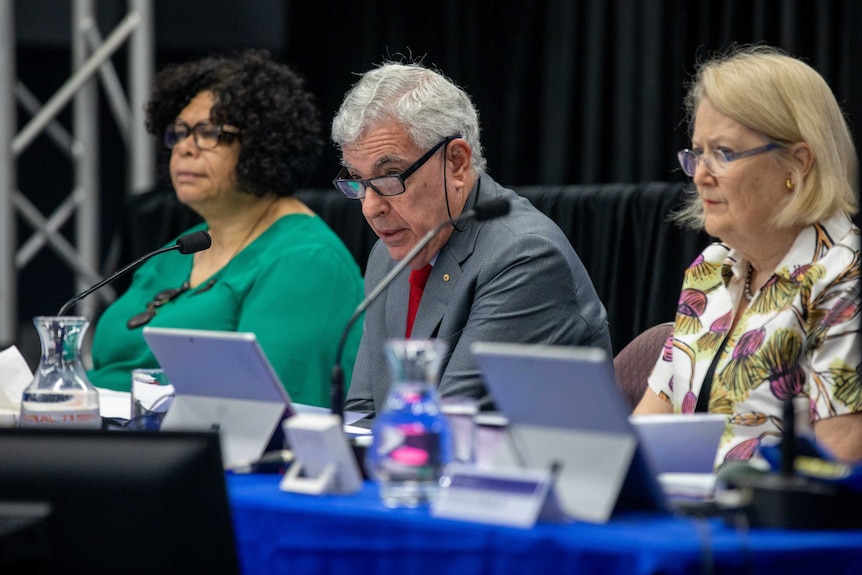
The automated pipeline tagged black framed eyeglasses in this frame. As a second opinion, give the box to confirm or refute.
[333,134,462,200]
[677,142,779,177]
[164,121,241,150]
[126,282,190,329]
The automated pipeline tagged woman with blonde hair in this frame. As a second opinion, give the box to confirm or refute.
[635,46,861,467]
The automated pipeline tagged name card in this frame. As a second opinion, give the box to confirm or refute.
[431,463,554,528]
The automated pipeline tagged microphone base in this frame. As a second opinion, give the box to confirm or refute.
[732,473,862,530]
[348,435,372,480]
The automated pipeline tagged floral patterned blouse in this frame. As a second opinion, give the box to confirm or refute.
[647,211,861,467]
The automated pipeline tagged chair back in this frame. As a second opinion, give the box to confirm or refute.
[613,322,673,410]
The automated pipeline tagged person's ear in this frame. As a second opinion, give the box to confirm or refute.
[446,138,472,186]
[790,142,814,179]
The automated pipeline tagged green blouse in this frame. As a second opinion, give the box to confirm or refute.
[88,213,364,407]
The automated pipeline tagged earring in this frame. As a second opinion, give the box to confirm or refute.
[785,178,795,191]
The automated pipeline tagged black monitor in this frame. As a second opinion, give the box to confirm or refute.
[0,428,239,575]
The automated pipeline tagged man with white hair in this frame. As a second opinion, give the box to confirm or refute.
[331,61,611,421]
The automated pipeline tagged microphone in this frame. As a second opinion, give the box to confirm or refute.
[780,395,796,477]
[57,230,212,316]
[331,198,511,420]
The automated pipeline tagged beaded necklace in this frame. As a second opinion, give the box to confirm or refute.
[743,264,755,302]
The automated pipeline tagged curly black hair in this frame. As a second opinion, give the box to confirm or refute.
[145,49,322,197]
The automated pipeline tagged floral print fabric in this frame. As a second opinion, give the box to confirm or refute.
[647,211,861,466]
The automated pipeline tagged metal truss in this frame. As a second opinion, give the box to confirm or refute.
[0,0,154,344]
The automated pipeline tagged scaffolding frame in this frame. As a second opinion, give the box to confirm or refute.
[0,0,154,344]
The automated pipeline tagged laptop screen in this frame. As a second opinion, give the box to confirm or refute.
[471,341,667,522]
[142,327,290,403]
[142,327,292,468]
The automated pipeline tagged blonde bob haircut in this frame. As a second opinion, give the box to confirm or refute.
[676,45,858,230]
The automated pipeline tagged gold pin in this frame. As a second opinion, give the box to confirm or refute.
[443,273,451,282]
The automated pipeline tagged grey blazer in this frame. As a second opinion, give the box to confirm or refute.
[345,173,612,419]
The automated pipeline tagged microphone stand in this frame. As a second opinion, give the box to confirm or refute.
[57,231,211,316]
[58,245,181,316]
[729,397,862,529]
[331,224,451,420]
[330,204,494,421]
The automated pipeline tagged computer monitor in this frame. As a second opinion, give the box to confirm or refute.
[0,428,239,575]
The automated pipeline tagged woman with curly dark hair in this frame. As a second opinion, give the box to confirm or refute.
[88,50,363,408]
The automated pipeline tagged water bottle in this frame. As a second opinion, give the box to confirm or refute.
[19,316,100,428]
[367,338,452,508]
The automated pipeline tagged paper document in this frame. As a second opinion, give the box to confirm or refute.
[97,388,132,420]
[292,402,368,426]
[658,472,716,499]
[0,346,35,426]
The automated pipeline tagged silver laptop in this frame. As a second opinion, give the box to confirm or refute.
[629,413,727,474]
[471,341,667,523]
[143,327,291,469]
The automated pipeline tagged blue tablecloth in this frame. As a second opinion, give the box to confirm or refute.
[227,474,862,575]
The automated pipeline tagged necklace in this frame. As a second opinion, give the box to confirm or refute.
[226,198,277,261]
[744,264,755,302]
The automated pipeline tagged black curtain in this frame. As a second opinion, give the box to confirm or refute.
[121,0,862,345]
[123,183,708,354]
[14,0,862,354]
[283,0,862,201]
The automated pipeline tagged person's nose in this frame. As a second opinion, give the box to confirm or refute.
[173,132,199,157]
[692,158,715,186]
[360,186,389,219]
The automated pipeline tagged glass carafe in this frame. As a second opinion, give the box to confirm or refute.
[19,316,100,428]
[367,338,452,508]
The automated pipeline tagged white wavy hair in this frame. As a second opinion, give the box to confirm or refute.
[331,62,486,173]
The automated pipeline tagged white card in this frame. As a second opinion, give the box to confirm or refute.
[431,463,554,528]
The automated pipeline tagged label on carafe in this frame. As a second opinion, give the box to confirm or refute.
[19,408,100,428]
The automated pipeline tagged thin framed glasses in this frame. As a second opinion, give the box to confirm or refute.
[677,142,779,177]
[126,282,190,329]
[164,121,241,150]
[333,134,462,200]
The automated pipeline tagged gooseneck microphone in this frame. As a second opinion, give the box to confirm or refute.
[331,198,511,420]
[57,230,212,316]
